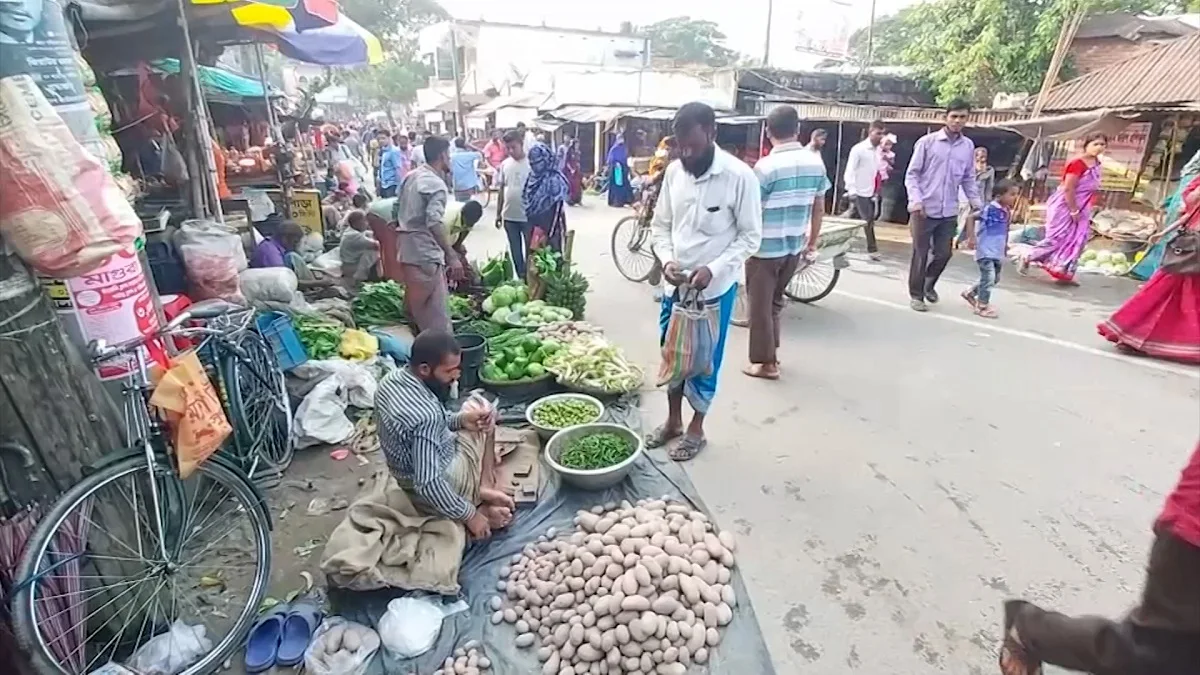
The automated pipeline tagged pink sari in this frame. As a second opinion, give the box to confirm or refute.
[1025,160,1101,281]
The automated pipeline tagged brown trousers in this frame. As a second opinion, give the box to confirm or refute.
[745,254,801,365]
[399,262,451,335]
[1012,528,1200,675]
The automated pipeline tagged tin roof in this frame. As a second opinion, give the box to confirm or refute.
[1043,33,1200,111]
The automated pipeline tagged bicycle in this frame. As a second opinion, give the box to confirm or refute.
[11,299,273,675]
[611,202,661,284]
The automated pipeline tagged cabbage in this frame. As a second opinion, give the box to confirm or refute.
[481,297,496,314]
[1082,259,1100,269]
[1110,251,1127,265]
[1080,249,1097,262]
[490,286,516,308]
[1113,262,1130,275]
[1099,262,1116,273]
[1096,249,1113,264]
[491,308,511,324]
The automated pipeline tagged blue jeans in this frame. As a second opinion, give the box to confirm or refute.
[969,258,1002,305]
[504,220,533,278]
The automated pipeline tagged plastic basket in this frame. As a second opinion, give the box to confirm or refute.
[255,312,308,371]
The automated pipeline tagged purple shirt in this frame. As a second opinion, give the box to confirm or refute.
[904,129,981,219]
[250,237,286,268]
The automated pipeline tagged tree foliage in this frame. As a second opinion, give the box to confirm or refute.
[336,0,444,111]
[848,0,1192,104]
[641,16,738,67]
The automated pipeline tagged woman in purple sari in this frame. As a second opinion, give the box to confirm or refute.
[1020,133,1107,282]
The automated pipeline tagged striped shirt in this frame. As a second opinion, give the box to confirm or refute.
[753,142,832,258]
[375,368,474,521]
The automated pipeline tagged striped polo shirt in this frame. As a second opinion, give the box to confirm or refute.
[753,142,832,258]
[375,368,474,521]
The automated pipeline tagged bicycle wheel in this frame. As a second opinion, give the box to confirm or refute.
[226,331,293,471]
[13,455,271,675]
[784,260,840,303]
[611,216,658,283]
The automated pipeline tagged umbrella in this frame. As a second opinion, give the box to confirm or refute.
[196,0,338,31]
[262,12,384,66]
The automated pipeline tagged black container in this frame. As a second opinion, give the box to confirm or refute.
[455,333,487,391]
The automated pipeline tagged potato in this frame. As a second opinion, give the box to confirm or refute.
[593,518,614,535]
[341,628,361,652]
[693,646,709,664]
[657,660,685,674]
[717,602,733,626]
[542,651,561,674]
[477,656,491,669]
[621,595,651,612]
[597,615,616,631]
[516,632,536,648]
[323,624,346,654]
[491,611,504,625]
[705,627,721,647]
[569,623,585,647]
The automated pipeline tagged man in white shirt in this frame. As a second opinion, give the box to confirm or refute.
[517,122,538,155]
[649,102,763,462]
[494,129,533,278]
[843,119,887,259]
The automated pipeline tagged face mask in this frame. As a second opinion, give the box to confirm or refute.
[681,144,716,178]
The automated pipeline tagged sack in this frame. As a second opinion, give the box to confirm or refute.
[160,132,189,185]
[240,267,299,305]
[149,351,232,478]
[377,596,465,658]
[656,289,717,387]
[175,219,247,301]
[0,76,143,278]
[125,620,212,675]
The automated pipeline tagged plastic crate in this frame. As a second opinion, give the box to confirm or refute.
[255,312,308,371]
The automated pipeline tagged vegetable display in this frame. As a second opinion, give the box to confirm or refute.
[536,321,604,344]
[544,336,644,394]
[352,281,406,326]
[448,295,474,320]
[478,253,514,288]
[292,314,344,360]
[1080,248,1131,276]
[481,282,529,320]
[503,300,575,327]
[557,431,633,470]
[544,269,589,320]
[458,318,504,338]
[481,329,561,383]
[530,398,601,429]
[490,498,738,674]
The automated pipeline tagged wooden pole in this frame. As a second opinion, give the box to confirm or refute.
[449,21,466,138]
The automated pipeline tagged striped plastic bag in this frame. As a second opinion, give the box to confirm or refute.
[657,288,717,388]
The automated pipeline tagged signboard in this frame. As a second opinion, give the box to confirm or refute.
[66,249,164,380]
[266,189,323,235]
[1046,122,1151,193]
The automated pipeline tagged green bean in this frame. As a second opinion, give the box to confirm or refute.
[531,399,600,428]
[558,432,633,470]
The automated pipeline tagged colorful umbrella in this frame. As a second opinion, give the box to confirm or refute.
[264,12,384,66]
[199,0,339,32]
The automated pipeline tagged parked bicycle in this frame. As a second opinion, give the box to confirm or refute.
[11,299,274,675]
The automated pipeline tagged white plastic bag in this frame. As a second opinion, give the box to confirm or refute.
[304,617,380,675]
[310,249,345,278]
[293,376,353,449]
[125,620,212,675]
[290,358,378,408]
[377,596,451,659]
[176,219,247,301]
[240,267,299,305]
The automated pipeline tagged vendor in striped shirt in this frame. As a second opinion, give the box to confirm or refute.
[375,331,514,540]
[743,105,831,380]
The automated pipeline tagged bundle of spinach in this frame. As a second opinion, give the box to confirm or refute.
[353,281,407,326]
[447,295,474,320]
[292,314,344,360]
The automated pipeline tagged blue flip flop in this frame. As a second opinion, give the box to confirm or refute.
[276,599,324,667]
[244,604,288,673]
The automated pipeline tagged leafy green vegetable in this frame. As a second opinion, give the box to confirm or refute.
[458,318,503,338]
[292,314,344,360]
[352,281,406,326]
[447,295,474,319]
[558,432,634,470]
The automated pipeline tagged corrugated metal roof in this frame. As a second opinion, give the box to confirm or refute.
[763,101,1025,127]
[1043,33,1200,111]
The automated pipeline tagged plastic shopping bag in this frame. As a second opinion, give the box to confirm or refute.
[149,350,232,478]
[175,218,247,301]
[304,617,380,675]
[656,288,717,388]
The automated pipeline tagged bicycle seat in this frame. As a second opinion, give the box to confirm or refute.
[169,299,244,328]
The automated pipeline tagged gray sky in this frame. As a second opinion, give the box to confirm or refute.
[438,0,922,57]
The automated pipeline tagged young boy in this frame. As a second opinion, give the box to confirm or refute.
[962,179,1018,318]
[339,210,380,290]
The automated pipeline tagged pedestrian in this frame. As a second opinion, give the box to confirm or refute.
[522,142,569,252]
[449,136,482,202]
[495,129,533,278]
[1097,172,1200,363]
[961,179,1018,319]
[956,146,996,249]
[647,102,763,461]
[904,99,983,312]
[999,442,1200,675]
[844,120,887,260]
[392,136,462,334]
[482,129,507,188]
[517,122,537,155]
[606,134,633,207]
[375,330,516,543]
[1018,133,1108,284]
[564,137,583,206]
[376,130,404,198]
[806,128,828,154]
[743,105,830,380]
[410,131,426,165]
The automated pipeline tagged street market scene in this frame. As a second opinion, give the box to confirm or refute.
[0,0,1198,674]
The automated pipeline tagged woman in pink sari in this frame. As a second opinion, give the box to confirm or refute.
[1020,133,1107,282]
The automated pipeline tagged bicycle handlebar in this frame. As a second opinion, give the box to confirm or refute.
[89,302,253,363]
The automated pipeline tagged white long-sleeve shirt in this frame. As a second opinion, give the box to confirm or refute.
[843,139,881,198]
[651,149,763,300]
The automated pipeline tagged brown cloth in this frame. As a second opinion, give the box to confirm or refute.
[1009,528,1200,675]
[745,254,801,365]
[399,262,451,334]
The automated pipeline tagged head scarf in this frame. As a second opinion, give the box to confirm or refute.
[523,143,568,217]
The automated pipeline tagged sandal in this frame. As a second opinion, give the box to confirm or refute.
[276,599,324,667]
[244,604,288,673]
[999,601,1044,675]
[975,305,998,319]
[645,425,683,449]
[960,290,978,309]
[668,435,707,462]
[742,364,780,380]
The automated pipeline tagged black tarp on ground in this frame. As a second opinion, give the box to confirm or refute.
[328,395,776,674]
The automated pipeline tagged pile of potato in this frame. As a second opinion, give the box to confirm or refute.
[489,498,737,675]
[432,640,492,675]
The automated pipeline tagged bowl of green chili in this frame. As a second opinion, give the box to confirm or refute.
[544,423,642,490]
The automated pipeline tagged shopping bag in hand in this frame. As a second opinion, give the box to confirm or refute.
[657,288,717,388]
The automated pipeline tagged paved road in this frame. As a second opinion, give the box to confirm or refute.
[467,195,1199,674]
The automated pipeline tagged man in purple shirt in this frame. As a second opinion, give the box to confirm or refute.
[904,99,982,312]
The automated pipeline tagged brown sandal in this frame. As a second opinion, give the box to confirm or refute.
[668,435,707,461]
[742,364,780,380]
[999,601,1043,675]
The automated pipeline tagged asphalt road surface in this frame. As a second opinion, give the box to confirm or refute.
[467,195,1199,674]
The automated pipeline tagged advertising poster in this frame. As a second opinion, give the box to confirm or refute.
[66,248,165,380]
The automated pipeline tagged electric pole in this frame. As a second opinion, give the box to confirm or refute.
[763,0,774,66]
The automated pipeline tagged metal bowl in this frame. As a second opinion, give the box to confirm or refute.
[544,423,643,491]
[526,393,604,440]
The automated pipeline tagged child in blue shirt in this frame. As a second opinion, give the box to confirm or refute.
[963,179,1018,318]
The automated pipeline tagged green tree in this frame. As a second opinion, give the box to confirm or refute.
[641,16,739,67]
[333,0,444,114]
[849,0,1191,104]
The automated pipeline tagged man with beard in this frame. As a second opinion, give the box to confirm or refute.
[376,330,515,540]
[648,102,762,461]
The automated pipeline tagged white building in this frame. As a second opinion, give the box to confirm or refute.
[765,0,857,70]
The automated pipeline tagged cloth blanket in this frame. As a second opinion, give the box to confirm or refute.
[321,470,466,595]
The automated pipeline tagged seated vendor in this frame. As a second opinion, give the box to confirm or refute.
[339,210,380,290]
[251,220,338,294]
[376,331,515,540]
